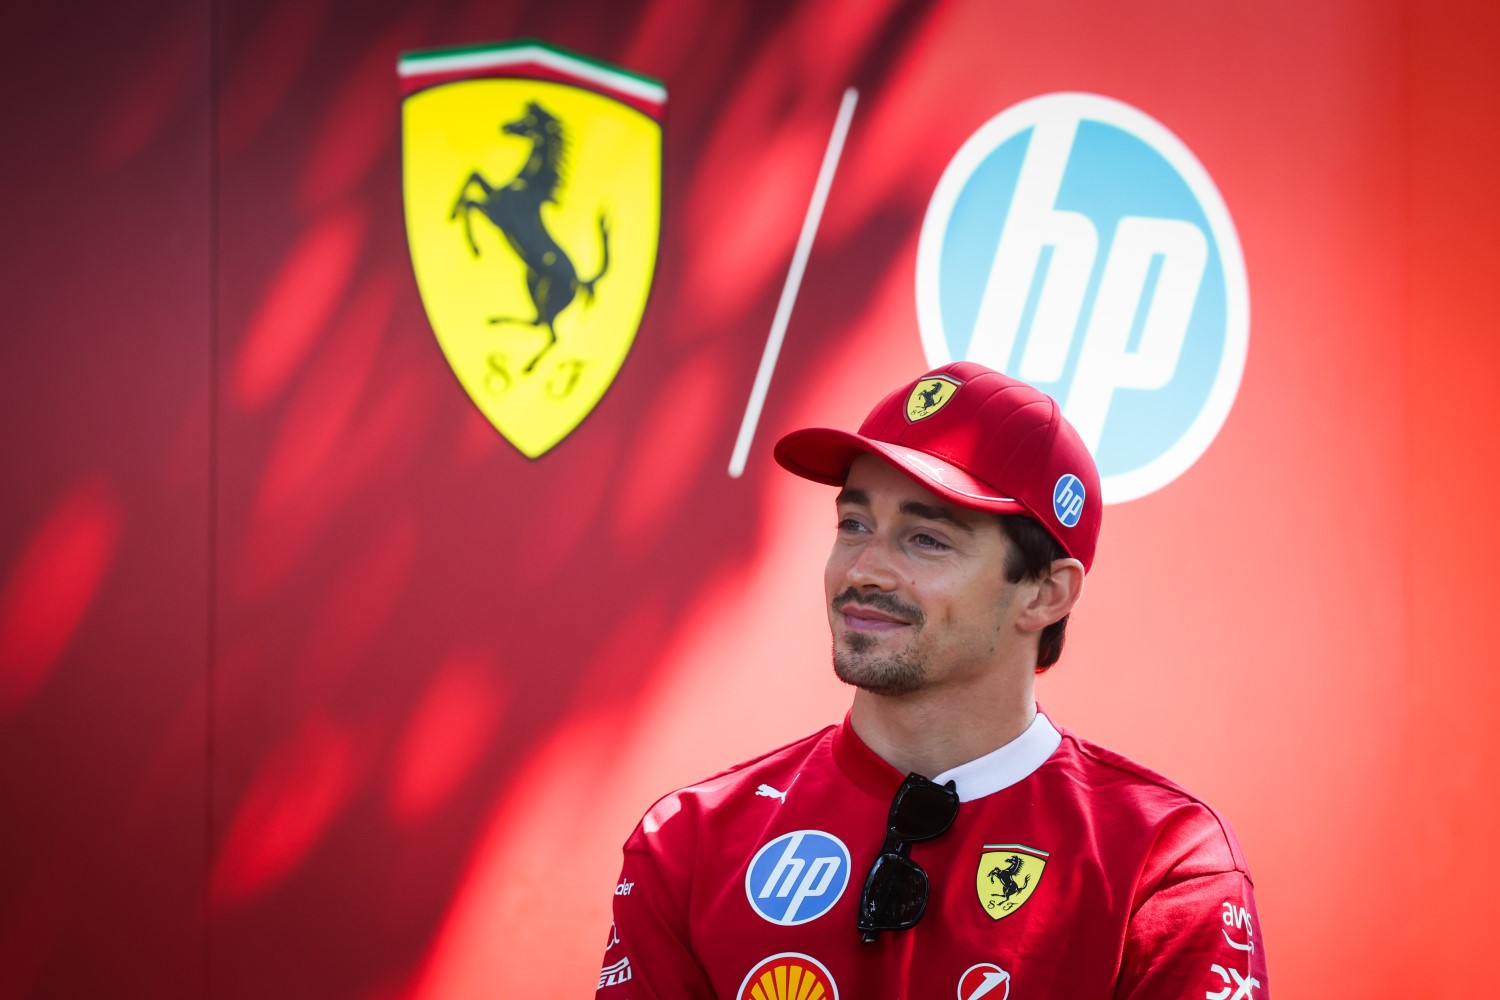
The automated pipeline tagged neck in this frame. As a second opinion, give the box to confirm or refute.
[848,667,1037,778]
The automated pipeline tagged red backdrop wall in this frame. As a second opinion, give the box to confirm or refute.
[1,1,1497,997]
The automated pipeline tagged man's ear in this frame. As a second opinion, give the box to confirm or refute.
[1016,558,1085,631]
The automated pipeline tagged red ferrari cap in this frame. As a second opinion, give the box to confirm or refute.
[774,362,1102,571]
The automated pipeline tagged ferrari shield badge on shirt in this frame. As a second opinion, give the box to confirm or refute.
[975,844,1048,920]
[399,40,663,458]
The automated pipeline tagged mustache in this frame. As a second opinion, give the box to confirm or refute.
[831,588,925,625]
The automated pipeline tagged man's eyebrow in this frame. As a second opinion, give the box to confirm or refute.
[835,488,975,534]
[900,500,976,534]
[835,487,869,508]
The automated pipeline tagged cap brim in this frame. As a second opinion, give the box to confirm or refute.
[774,428,1034,517]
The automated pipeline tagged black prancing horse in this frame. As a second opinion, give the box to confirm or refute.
[450,101,610,373]
[986,855,1031,909]
[915,380,946,414]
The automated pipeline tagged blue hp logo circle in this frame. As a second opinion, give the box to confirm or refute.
[916,93,1249,503]
[1053,474,1085,527]
[744,830,851,926]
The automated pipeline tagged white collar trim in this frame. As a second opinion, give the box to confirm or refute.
[932,712,1061,803]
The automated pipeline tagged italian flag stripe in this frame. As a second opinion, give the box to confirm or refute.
[398,40,665,112]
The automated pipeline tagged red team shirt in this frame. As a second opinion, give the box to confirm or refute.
[597,711,1267,1000]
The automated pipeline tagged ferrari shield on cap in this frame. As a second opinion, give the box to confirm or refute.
[773,362,1101,571]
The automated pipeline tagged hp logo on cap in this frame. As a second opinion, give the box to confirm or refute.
[1054,475,1085,528]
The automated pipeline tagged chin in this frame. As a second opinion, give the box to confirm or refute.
[832,649,927,696]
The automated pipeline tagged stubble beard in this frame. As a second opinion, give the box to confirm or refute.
[829,588,928,696]
[832,637,928,695]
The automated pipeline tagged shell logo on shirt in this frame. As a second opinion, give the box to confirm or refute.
[736,952,840,1000]
[975,844,1049,920]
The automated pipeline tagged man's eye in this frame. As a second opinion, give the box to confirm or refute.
[837,517,867,533]
[912,532,949,550]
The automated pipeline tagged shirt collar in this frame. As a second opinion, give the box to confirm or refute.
[833,709,1062,803]
[932,711,1062,803]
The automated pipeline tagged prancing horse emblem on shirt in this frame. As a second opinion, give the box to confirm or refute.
[975,844,1048,920]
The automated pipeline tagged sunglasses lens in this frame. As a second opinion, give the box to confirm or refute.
[858,775,959,940]
[857,853,929,930]
[888,777,959,841]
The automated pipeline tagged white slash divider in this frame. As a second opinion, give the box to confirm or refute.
[728,87,860,478]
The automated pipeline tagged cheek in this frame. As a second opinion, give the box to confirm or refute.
[954,582,1012,631]
[823,552,844,599]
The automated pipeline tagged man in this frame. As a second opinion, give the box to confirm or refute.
[596,362,1268,999]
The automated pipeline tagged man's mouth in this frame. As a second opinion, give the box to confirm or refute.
[841,607,909,632]
[833,591,922,631]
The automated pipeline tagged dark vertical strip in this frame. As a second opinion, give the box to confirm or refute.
[204,0,220,994]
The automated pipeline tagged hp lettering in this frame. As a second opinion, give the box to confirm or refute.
[1053,474,1085,528]
[917,93,1249,503]
[744,830,851,926]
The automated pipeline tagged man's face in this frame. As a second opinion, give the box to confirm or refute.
[824,454,1022,695]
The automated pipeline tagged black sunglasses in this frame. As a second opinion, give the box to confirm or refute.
[857,772,960,943]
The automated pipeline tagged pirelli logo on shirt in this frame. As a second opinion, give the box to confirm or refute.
[975,844,1048,920]
[598,956,632,988]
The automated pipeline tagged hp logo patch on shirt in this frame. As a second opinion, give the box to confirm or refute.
[745,830,851,926]
[916,92,1249,503]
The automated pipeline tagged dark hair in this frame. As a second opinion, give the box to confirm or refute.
[997,515,1069,671]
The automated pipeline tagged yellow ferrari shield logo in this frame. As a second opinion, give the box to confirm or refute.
[906,375,960,422]
[976,844,1048,920]
[400,41,663,458]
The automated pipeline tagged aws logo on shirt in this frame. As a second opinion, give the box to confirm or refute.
[744,830,851,926]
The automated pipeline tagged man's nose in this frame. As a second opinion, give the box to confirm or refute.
[845,537,900,590]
